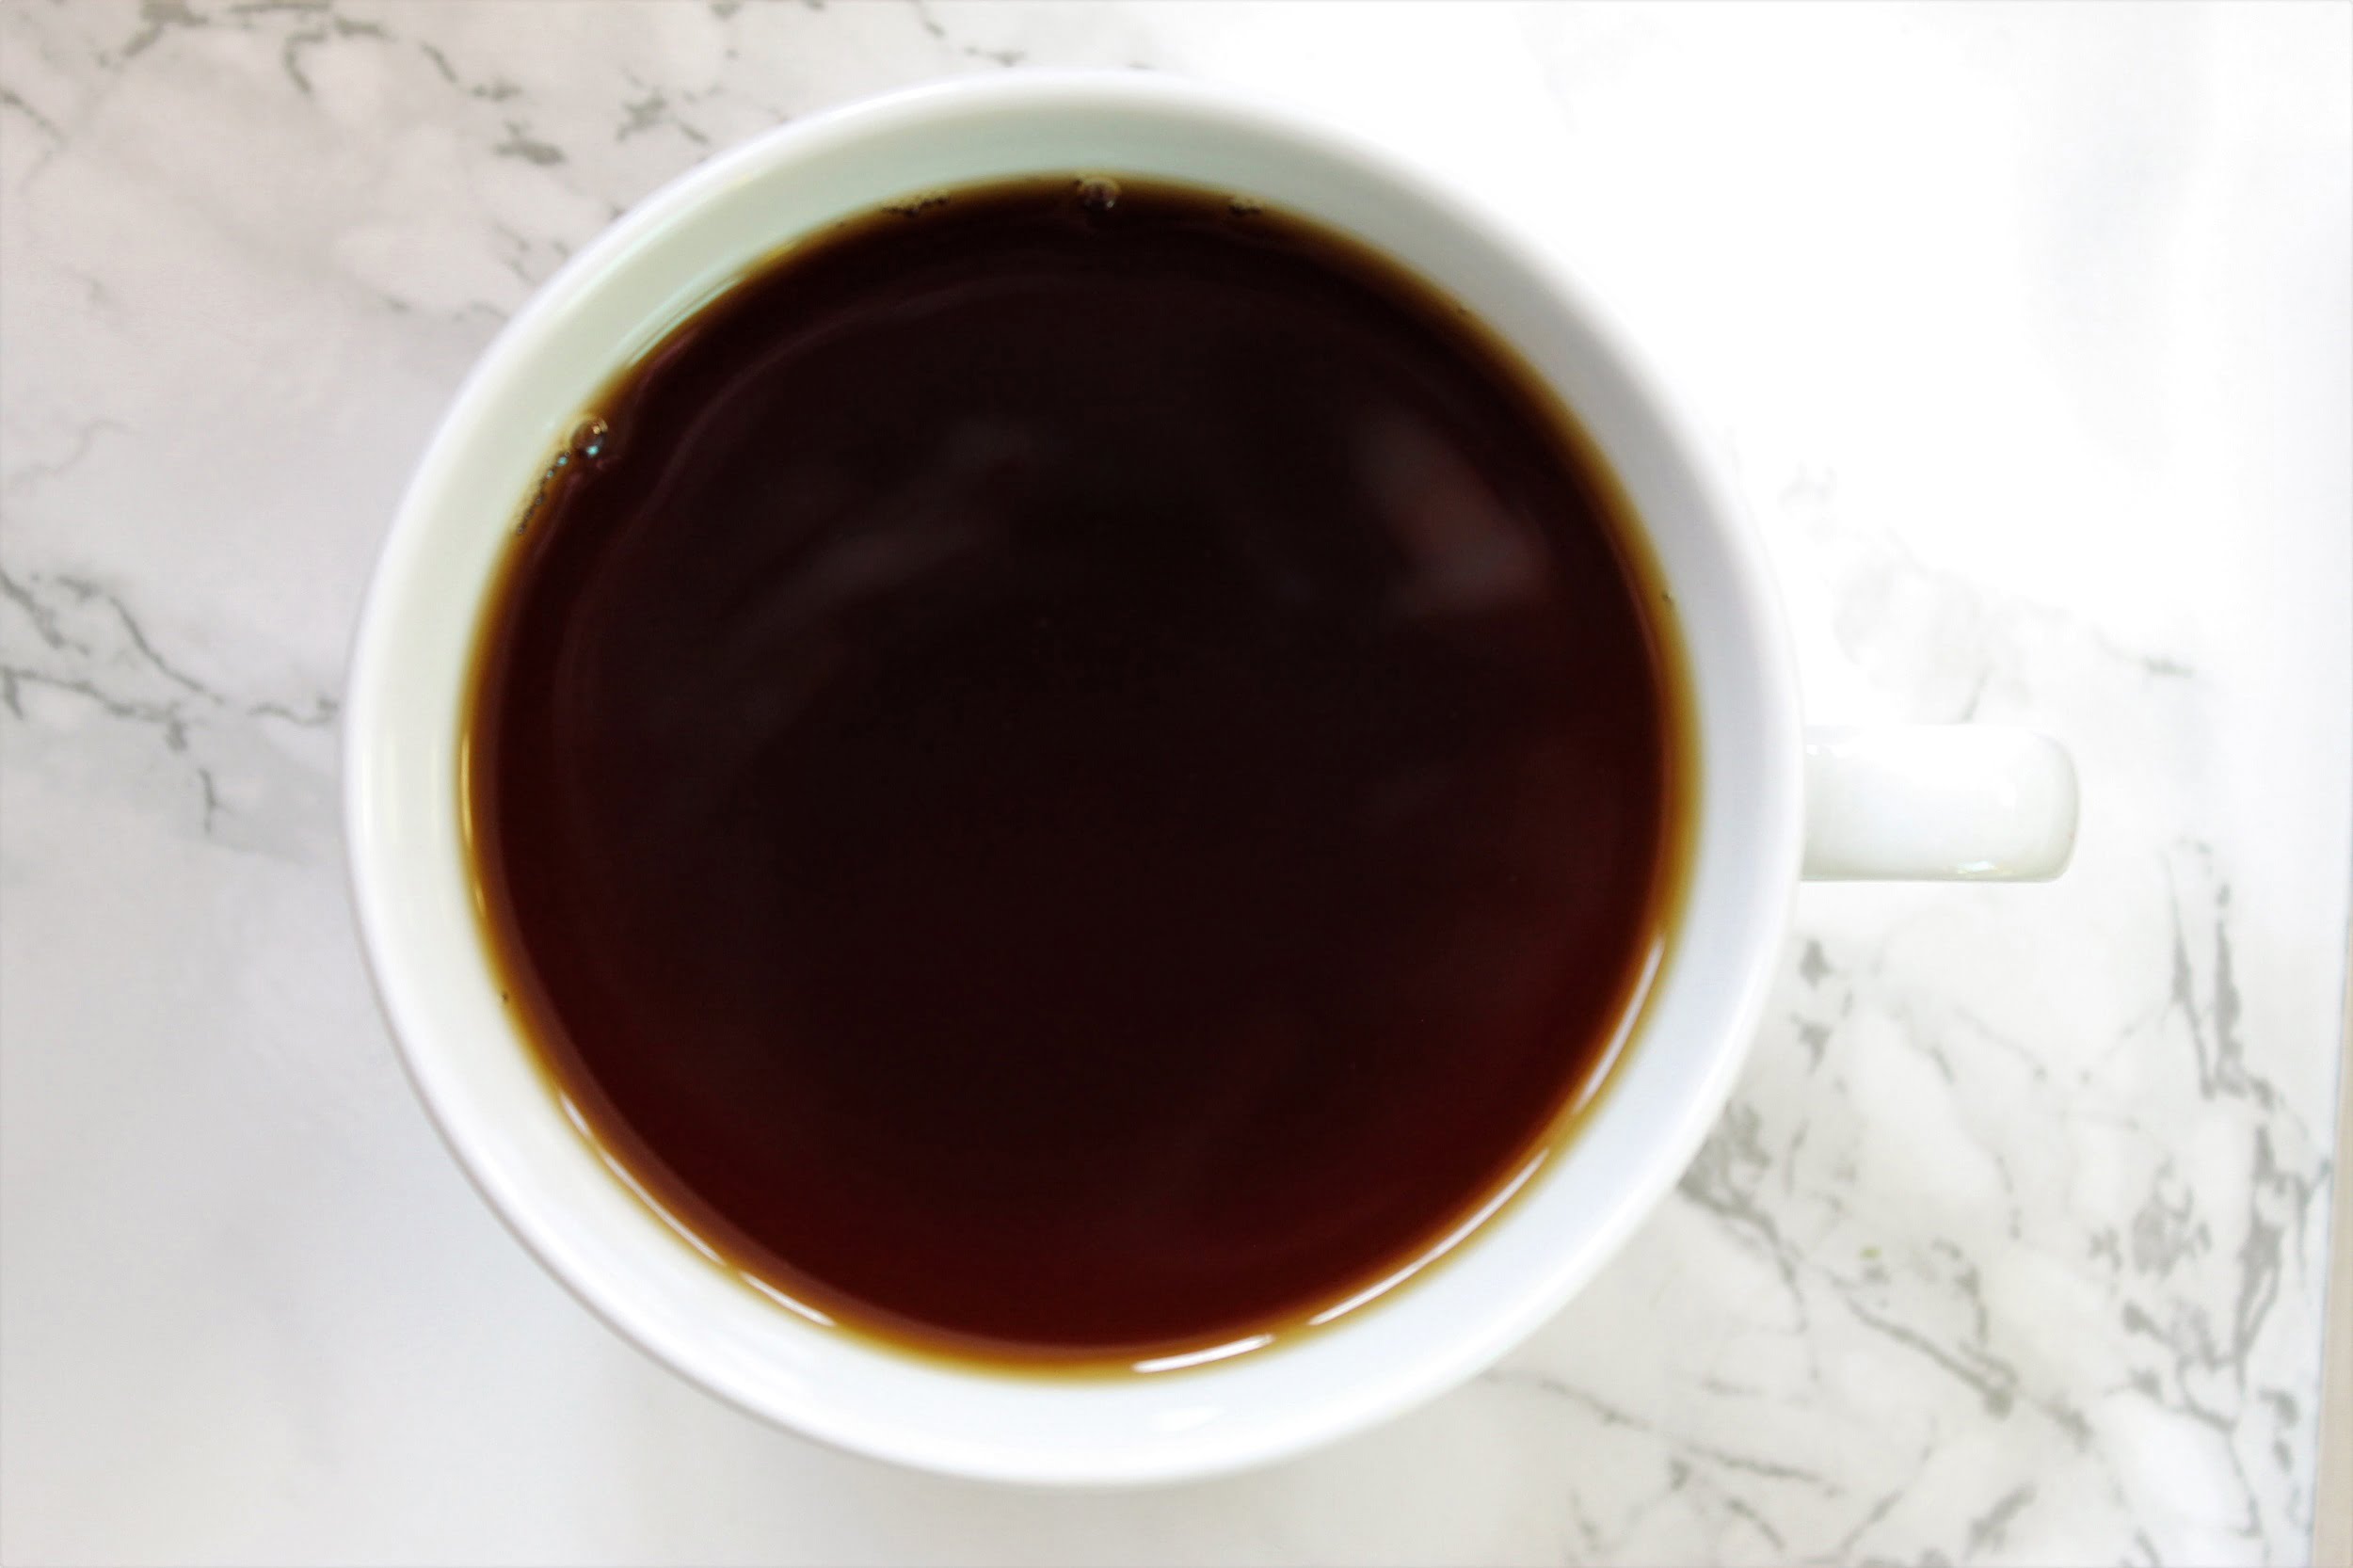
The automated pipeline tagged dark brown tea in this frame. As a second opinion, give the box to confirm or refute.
[466,177,1687,1365]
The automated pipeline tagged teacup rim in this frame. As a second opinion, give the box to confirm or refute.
[344,68,1802,1484]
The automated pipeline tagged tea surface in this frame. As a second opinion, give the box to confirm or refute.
[466,177,1685,1362]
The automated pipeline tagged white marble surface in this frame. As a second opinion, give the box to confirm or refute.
[3,3,2347,1562]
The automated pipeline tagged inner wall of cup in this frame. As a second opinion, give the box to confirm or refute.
[348,77,1801,1480]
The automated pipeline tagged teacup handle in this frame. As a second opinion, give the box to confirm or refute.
[1801,726,2078,881]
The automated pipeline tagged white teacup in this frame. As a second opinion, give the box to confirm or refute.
[345,72,2076,1485]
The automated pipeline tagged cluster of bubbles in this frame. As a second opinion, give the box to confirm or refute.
[514,415,613,536]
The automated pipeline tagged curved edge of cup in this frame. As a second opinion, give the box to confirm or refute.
[342,69,1808,1485]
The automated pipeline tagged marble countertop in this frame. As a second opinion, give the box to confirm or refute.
[3,3,2348,1563]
